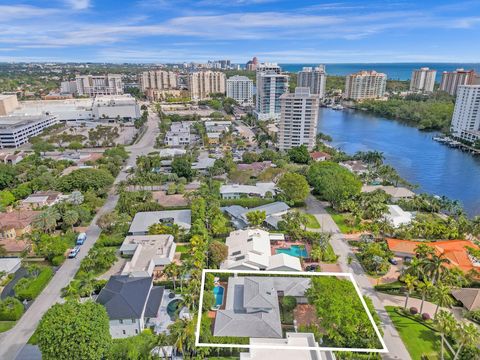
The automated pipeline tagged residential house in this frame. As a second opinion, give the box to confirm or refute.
[158,148,186,158]
[220,182,277,200]
[222,201,290,229]
[340,160,368,175]
[0,210,40,240]
[213,276,310,338]
[21,191,67,209]
[0,151,25,164]
[0,258,21,275]
[96,275,164,338]
[221,229,301,271]
[451,288,480,311]
[165,122,192,147]
[237,161,273,175]
[128,210,192,235]
[309,151,331,162]
[383,205,413,228]
[361,185,415,201]
[120,235,176,278]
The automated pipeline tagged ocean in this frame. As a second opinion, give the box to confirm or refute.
[279,63,480,81]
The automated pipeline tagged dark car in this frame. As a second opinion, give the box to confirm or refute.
[388,258,398,265]
[305,264,319,272]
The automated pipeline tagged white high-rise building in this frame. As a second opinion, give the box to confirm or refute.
[255,63,289,120]
[226,75,254,106]
[297,66,326,98]
[440,69,478,96]
[451,85,480,143]
[410,67,436,92]
[344,70,387,100]
[75,74,123,97]
[278,87,320,151]
[187,71,226,100]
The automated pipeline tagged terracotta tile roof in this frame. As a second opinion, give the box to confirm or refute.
[309,151,331,160]
[0,210,40,230]
[0,238,30,253]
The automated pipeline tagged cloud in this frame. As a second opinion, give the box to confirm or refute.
[0,5,59,20]
[64,0,91,10]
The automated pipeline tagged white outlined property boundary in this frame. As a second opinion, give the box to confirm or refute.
[195,269,389,353]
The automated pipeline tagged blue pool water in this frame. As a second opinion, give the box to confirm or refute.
[213,286,224,307]
[275,245,308,258]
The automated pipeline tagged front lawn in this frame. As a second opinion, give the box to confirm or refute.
[0,321,16,333]
[325,207,361,233]
[304,213,321,229]
[385,306,453,360]
[175,245,191,253]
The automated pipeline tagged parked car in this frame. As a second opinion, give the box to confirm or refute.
[69,246,81,258]
[76,232,87,245]
[305,264,320,272]
[388,258,398,265]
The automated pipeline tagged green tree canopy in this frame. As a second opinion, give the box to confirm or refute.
[287,144,311,164]
[246,210,266,226]
[57,168,114,193]
[171,156,195,181]
[277,172,310,203]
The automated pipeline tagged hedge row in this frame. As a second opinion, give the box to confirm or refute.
[14,267,54,301]
[0,297,24,321]
[220,198,275,208]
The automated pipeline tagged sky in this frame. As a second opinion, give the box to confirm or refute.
[0,0,479,63]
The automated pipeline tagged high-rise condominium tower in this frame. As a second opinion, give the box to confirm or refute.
[75,74,123,97]
[226,75,254,106]
[451,85,480,143]
[139,70,177,92]
[297,66,327,98]
[255,63,289,120]
[278,87,320,151]
[187,71,226,100]
[440,69,478,96]
[344,70,387,100]
[410,67,436,92]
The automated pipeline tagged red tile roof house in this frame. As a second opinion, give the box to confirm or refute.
[309,151,332,162]
[0,210,40,254]
[20,191,65,209]
[386,238,480,275]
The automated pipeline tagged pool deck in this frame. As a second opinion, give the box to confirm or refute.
[270,241,311,257]
[153,289,185,334]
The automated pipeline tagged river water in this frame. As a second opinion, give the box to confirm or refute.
[317,108,480,217]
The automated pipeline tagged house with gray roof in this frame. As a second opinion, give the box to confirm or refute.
[128,210,191,235]
[96,275,164,338]
[222,201,290,230]
[213,276,310,338]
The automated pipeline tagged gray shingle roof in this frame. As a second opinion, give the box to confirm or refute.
[145,286,164,318]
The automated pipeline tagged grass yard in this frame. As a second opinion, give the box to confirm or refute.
[0,321,16,333]
[175,245,191,253]
[304,213,321,229]
[385,306,453,360]
[325,207,361,233]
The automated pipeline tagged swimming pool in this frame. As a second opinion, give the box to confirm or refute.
[213,286,224,307]
[166,299,182,320]
[275,245,308,257]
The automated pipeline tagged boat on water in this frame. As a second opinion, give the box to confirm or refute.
[332,104,344,110]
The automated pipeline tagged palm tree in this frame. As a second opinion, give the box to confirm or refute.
[164,263,180,291]
[425,253,451,284]
[403,274,417,310]
[434,310,458,360]
[69,190,84,205]
[417,279,433,314]
[453,322,480,360]
[168,317,196,357]
[432,283,454,316]
[62,209,79,229]
[33,207,60,233]
[155,333,171,359]
[63,280,80,300]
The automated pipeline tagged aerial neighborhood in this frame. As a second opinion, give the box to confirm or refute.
[0,56,479,360]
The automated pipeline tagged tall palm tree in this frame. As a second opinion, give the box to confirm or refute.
[62,209,79,229]
[417,279,433,314]
[168,317,196,357]
[403,274,417,309]
[432,283,454,316]
[453,322,480,360]
[164,263,180,291]
[33,207,60,233]
[425,253,451,284]
[434,310,458,360]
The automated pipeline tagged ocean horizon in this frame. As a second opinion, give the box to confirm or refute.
[279,62,480,81]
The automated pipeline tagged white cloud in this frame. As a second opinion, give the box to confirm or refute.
[64,0,91,10]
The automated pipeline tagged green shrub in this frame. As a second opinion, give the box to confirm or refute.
[0,297,24,321]
[51,255,65,267]
[14,267,54,301]
[94,233,124,248]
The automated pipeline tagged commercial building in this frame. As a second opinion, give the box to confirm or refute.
[0,94,19,115]
[92,95,140,120]
[75,74,123,97]
[226,75,254,106]
[187,71,226,100]
[297,66,327,98]
[410,67,436,92]
[344,70,387,100]
[0,114,58,148]
[450,85,480,143]
[165,121,191,147]
[255,63,289,120]
[60,80,78,95]
[278,87,320,151]
[440,69,479,95]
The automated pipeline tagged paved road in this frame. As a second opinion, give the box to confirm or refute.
[0,109,160,360]
[305,195,412,360]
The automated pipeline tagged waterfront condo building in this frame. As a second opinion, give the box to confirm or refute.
[410,67,436,92]
[187,71,226,100]
[440,69,479,96]
[278,87,320,151]
[226,75,254,106]
[255,63,289,120]
[451,85,480,143]
[344,70,387,100]
[297,65,327,98]
[75,74,123,97]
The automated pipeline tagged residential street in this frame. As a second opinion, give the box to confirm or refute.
[0,109,160,360]
[305,195,412,360]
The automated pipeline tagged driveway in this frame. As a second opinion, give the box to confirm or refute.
[305,195,412,360]
[0,108,160,360]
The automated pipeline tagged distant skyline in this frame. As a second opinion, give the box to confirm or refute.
[1,0,480,63]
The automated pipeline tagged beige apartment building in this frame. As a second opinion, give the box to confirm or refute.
[139,70,177,92]
[278,87,320,151]
[344,70,387,100]
[75,74,123,97]
[440,69,479,96]
[410,67,436,92]
[187,71,226,100]
[0,94,19,116]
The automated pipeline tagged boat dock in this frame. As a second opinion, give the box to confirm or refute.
[433,136,480,155]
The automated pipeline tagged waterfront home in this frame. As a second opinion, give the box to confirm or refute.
[221,229,301,271]
[96,275,164,338]
[128,210,192,235]
[120,235,176,278]
[0,210,40,241]
[386,238,480,275]
[383,205,413,228]
[220,182,277,200]
[213,276,310,338]
[361,185,415,201]
[340,160,368,175]
[222,201,290,229]
[309,151,331,162]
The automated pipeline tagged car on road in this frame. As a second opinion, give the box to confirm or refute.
[388,258,398,265]
[305,264,320,272]
[68,246,81,258]
[76,232,87,245]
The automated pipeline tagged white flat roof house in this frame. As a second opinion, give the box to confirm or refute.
[120,235,176,278]
[220,182,277,199]
[158,148,187,158]
[0,257,21,275]
[165,122,192,147]
[222,201,290,229]
[221,229,301,271]
[384,205,413,228]
[128,210,192,235]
